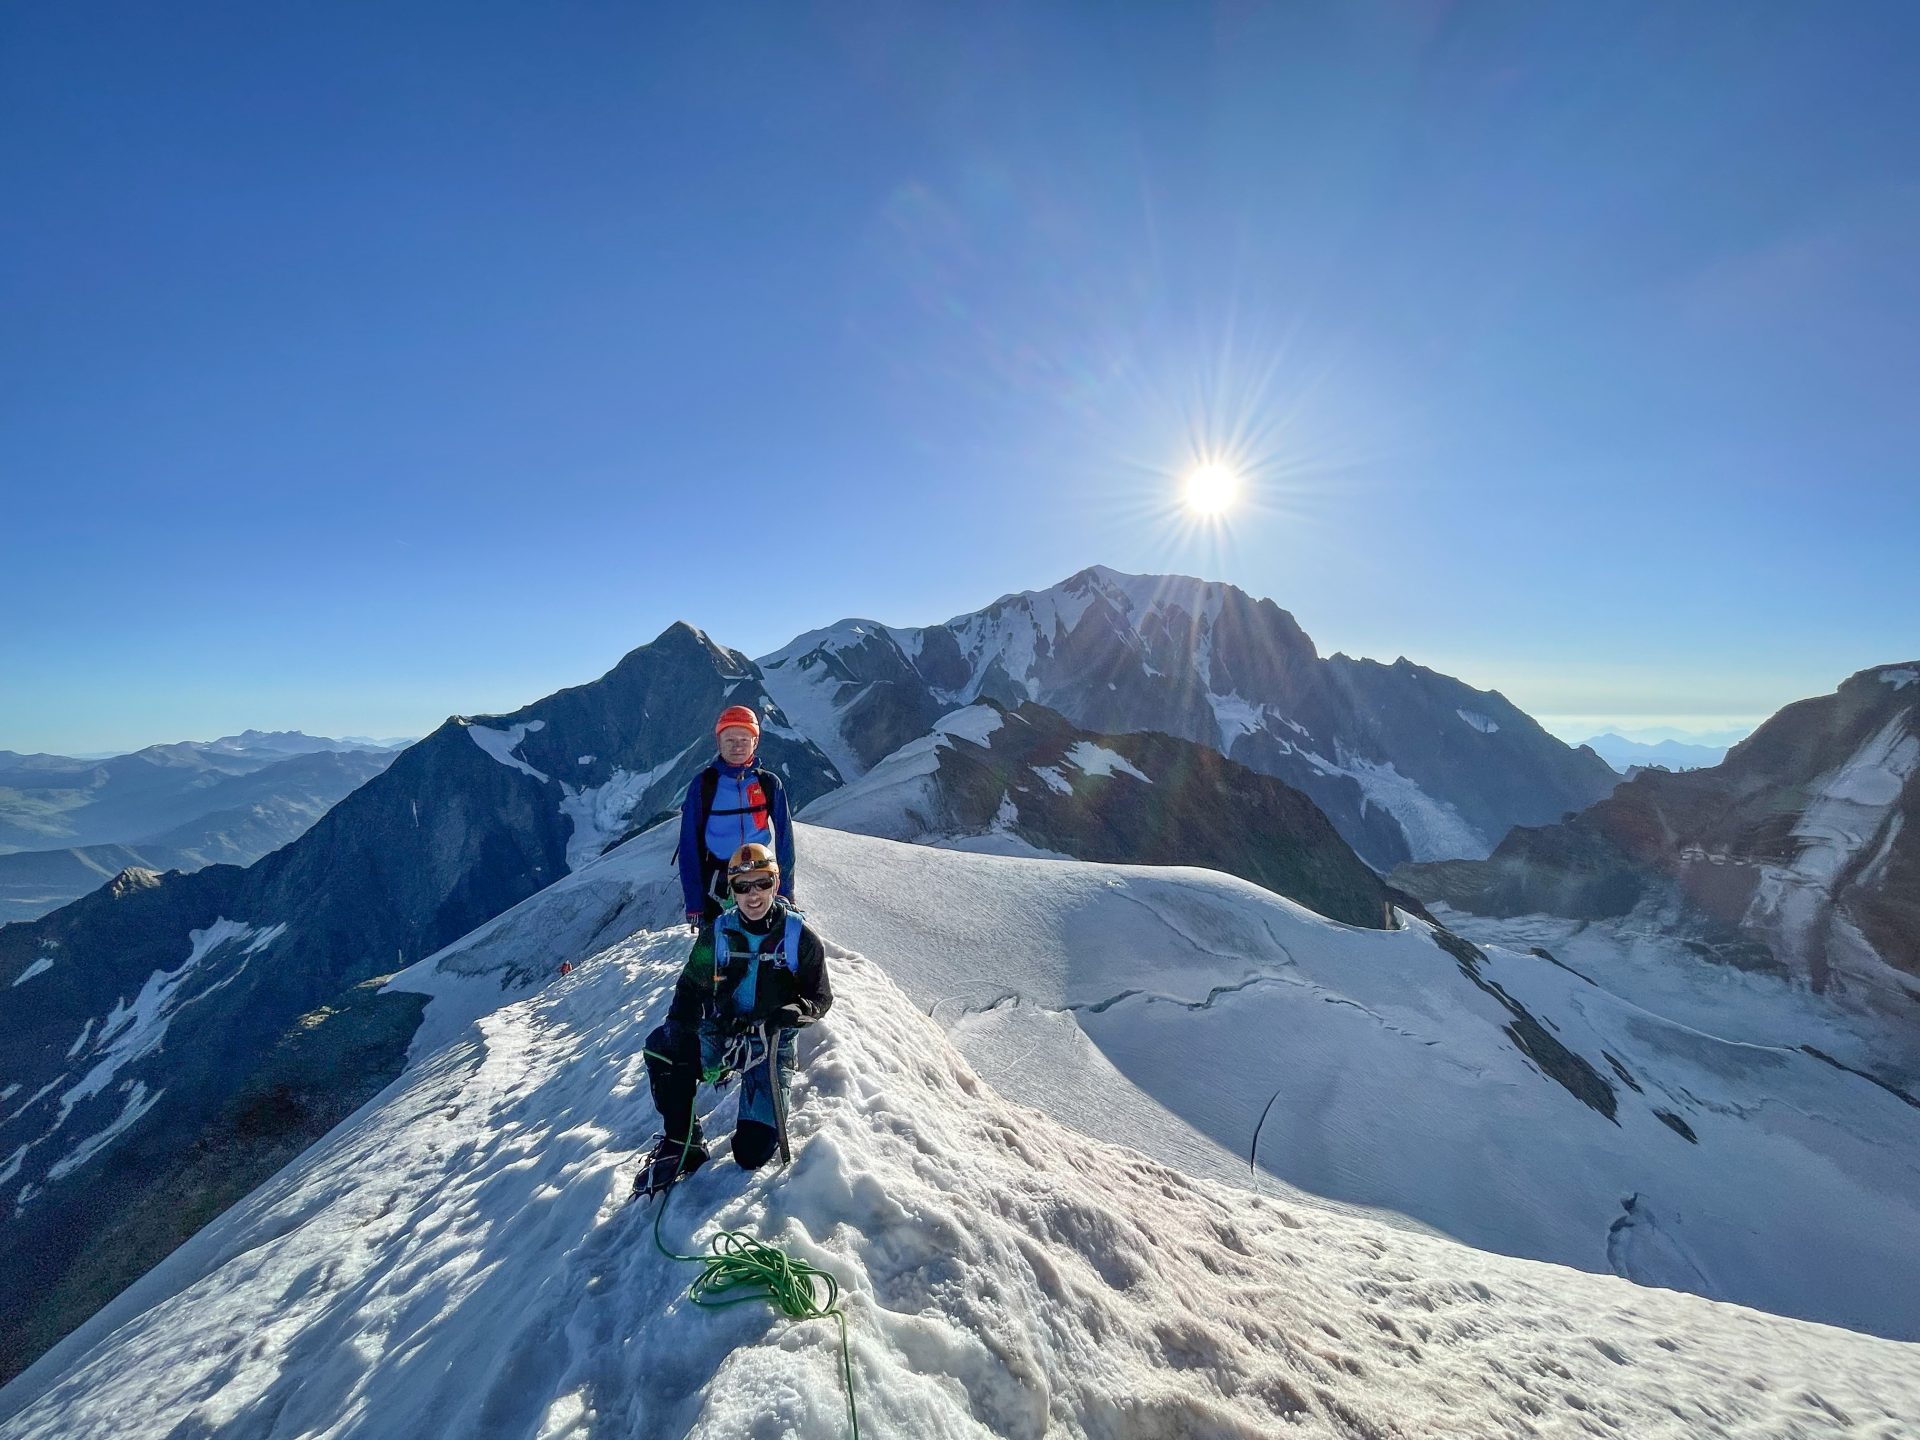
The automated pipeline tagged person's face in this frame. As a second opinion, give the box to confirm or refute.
[731,870,777,920]
[718,727,757,766]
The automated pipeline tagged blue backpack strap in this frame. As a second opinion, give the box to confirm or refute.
[779,906,804,972]
[713,909,744,984]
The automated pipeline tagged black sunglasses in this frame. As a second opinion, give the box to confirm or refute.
[730,876,776,895]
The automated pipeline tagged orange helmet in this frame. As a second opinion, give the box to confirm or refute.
[727,842,779,879]
[714,704,761,739]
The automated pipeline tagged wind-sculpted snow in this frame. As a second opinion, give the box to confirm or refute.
[5,905,1916,1438]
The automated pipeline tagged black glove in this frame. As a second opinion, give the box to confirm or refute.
[766,1003,809,1031]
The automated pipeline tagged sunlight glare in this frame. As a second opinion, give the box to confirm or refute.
[1183,462,1240,516]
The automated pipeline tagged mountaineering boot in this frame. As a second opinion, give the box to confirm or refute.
[633,1128,710,1200]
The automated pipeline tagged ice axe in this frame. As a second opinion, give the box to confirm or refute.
[762,1021,792,1165]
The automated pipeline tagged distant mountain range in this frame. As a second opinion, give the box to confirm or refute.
[0,749,398,924]
[0,732,412,856]
[1580,733,1730,773]
[0,734,410,924]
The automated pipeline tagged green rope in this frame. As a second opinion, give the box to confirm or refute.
[643,1080,861,1439]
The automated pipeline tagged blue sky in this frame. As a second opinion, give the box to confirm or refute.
[4,3,1916,754]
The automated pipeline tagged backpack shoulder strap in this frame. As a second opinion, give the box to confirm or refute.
[712,908,743,981]
[777,906,804,971]
[699,764,720,822]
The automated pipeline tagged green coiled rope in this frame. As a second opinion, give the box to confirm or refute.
[641,1055,861,1439]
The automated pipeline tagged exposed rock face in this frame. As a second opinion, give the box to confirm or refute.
[761,567,1618,871]
[0,624,839,1385]
[801,701,1412,930]
[1396,665,1920,1004]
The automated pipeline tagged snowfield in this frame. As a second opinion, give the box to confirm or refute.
[797,707,1006,844]
[4,829,1918,1438]
[467,718,551,782]
[2,928,1913,1436]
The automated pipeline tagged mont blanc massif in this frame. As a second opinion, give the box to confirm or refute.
[3,566,1916,1438]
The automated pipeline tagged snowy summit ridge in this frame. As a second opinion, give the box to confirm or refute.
[4,828,1915,1439]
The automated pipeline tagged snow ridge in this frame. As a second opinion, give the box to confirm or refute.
[6,878,1916,1437]
[796,708,1004,843]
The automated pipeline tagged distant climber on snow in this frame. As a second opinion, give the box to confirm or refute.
[637,842,832,1196]
[677,703,795,929]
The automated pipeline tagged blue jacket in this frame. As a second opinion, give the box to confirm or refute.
[676,758,795,914]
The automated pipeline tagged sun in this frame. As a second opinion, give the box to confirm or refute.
[1182,462,1240,516]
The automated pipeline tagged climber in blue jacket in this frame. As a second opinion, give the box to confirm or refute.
[676,704,795,927]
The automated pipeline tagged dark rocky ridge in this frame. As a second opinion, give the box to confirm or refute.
[807,701,1417,930]
[1395,664,1920,1001]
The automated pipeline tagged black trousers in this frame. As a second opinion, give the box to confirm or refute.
[643,1020,782,1170]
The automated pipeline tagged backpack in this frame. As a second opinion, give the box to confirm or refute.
[713,903,805,980]
[699,763,782,828]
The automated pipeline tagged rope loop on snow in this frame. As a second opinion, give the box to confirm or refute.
[649,1117,861,1439]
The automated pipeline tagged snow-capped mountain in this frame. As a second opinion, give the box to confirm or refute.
[0,748,398,924]
[802,700,1405,929]
[761,566,1620,870]
[4,826,1915,1439]
[3,591,1896,1406]
[1398,664,1920,1011]
[0,623,838,1386]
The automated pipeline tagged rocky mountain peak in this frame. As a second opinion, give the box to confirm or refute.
[1395,663,1919,1007]
[762,567,1615,868]
[104,867,163,899]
